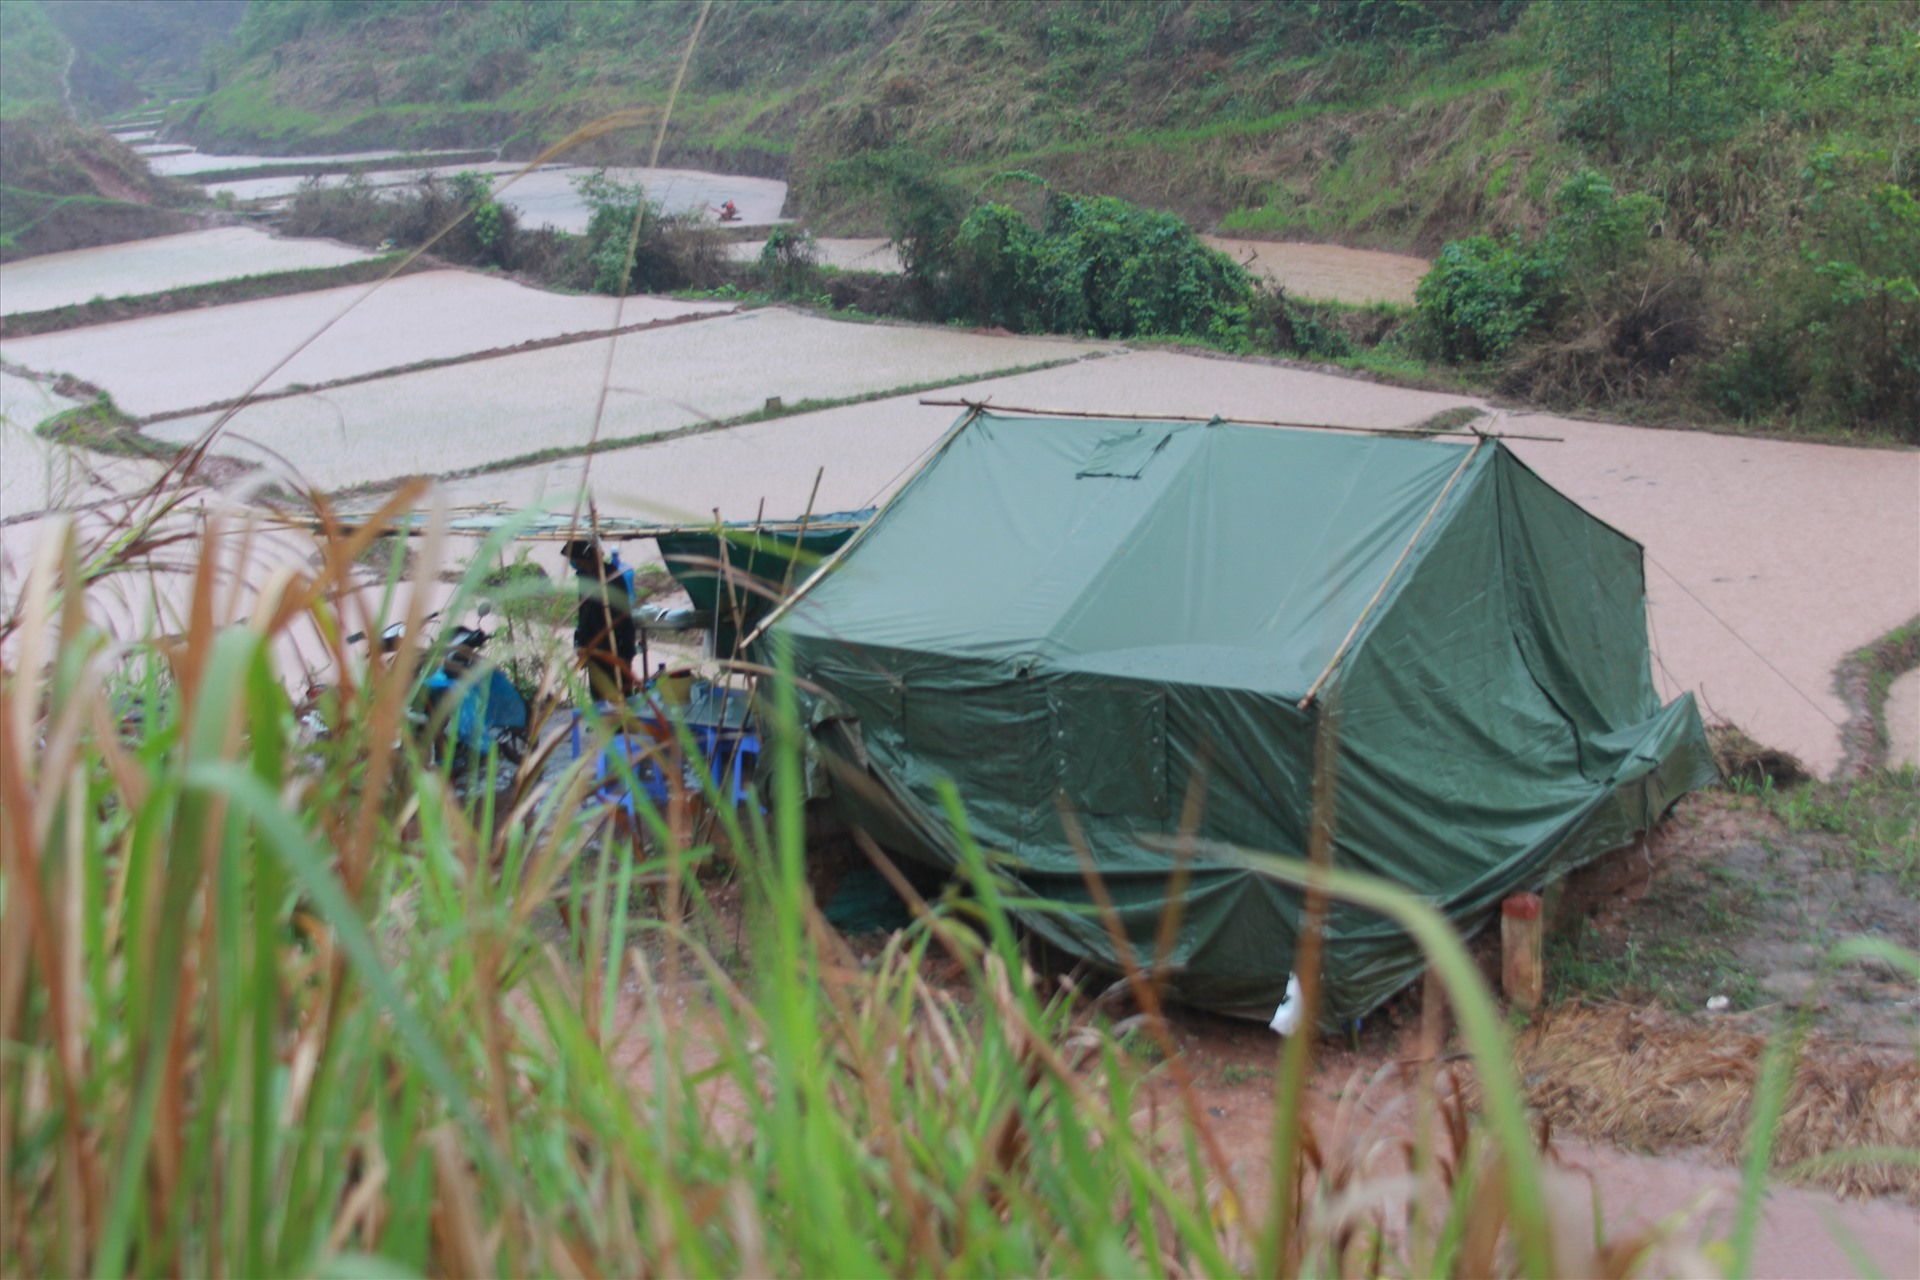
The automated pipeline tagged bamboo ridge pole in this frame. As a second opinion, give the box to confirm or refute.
[915,399,1562,443]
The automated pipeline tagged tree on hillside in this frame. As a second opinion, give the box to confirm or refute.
[1543,0,1776,159]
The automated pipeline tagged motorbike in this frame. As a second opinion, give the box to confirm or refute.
[314,607,532,770]
[420,618,531,767]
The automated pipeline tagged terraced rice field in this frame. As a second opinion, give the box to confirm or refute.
[201,160,531,204]
[0,227,372,316]
[496,167,788,232]
[2,271,732,418]
[147,308,1106,490]
[1201,237,1428,306]
[146,147,478,177]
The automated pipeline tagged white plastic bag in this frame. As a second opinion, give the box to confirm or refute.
[1269,973,1304,1036]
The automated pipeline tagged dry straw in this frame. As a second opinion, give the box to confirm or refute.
[1500,1004,1919,1204]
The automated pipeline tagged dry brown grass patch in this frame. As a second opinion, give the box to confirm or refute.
[1503,1004,1918,1204]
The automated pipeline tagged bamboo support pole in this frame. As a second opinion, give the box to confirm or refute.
[735,404,985,654]
[1295,435,1486,710]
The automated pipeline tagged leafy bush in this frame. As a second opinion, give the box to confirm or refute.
[1418,169,1672,372]
[1797,148,1920,431]
[1414,234,1552,363]
[756,223,822,296]
[875,184,1257,344]
[576,169,725,295]
[1704,147,1920,436]
[278,169,521,270]
[1250,290,1360,361]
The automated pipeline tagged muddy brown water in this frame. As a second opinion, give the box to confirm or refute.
[146,309,1109,490]
[0,226,372,317]
[1202,236,1428,306]
[715,235,1424,306]
[2,271,732,418]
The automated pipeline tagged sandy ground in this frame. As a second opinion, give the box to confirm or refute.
[1499,412,1919,778]
[1202,236,1428,306]
[1889,669,1920,771]
[2,271,732,418]
[433,348,1913,776]
[725,237,904,274]
[0,227,372,316]
[145,309,1108,490]
[496,166,789,233]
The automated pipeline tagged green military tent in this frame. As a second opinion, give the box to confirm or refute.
[771,409,1716,1021]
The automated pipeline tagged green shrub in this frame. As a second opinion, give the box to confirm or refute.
[1797,148,1920,432]
[1251,290,1359,361]
[576,169,725,295]
[1414,234,1552,363]
[756,223,822,296]
[886,186,1257,344]
[1418,169,1670,373]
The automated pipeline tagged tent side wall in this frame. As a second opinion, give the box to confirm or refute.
[792,639,1322,1013]
[1324,445,1716,1017]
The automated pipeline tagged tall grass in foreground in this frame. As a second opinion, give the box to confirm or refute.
[0,510,1904,1277]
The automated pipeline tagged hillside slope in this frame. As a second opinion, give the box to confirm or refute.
[145,3,1920,432]
[0,111,204,260]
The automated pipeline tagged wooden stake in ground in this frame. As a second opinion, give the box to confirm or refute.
[1501,892,1543,1013]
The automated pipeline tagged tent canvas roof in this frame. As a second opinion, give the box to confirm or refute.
[783,413,1481,695]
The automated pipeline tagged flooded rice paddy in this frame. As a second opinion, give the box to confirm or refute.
[1201,236,1428,306]
[145,146,482,177]
[0,227,371,316]
[149,140,790,232]
[492,166,788,232]
[199,159,532,204]
[725,237,904,273]
[2,271,731,418]
[145,308,1108,489]
[6,139,1908,780]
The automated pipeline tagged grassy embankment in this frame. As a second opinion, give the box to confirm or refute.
[0,2,234,260]
[172,2,1918,440]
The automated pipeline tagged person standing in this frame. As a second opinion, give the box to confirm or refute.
[562,539,638,701]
